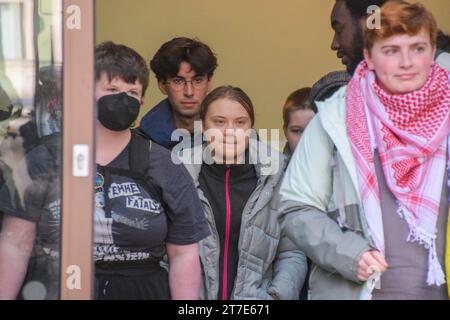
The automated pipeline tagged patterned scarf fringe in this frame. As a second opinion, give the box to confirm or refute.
[397,202,446,286]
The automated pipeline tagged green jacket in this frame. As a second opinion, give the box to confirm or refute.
[181,141,307,300]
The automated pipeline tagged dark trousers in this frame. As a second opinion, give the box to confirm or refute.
[95,260,170,300]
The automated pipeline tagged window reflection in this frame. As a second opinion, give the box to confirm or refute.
[0,0,62,300]
[0,2,24,60]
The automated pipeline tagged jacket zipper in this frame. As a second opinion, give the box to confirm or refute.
[222,167,231,300]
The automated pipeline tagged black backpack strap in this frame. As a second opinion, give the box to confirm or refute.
[104,131,165,213]
[131,127,150,140]
[129,129,151,174]
[129,131,164,203]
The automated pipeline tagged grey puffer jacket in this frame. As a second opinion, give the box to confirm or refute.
[180,141,307,300]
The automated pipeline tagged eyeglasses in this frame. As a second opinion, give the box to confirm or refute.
[165,76,208,91]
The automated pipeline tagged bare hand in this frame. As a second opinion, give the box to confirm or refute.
[357,250,388,282]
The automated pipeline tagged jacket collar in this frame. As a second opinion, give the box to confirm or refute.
[315,85,360,195]
[138,99,179,149]
[182,140,285,186]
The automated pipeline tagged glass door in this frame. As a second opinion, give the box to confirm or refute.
[0,0,94,300]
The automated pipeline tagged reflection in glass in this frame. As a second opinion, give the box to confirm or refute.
[0,0,62,300]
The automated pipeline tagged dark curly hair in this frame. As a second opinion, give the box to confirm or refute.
[150,37,218,81]
[340,0,389,21]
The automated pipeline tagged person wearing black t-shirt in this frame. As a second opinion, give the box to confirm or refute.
[0,42,209,300]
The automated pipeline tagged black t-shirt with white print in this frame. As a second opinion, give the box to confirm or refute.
[0,134,209,269]
[94,140,209,265]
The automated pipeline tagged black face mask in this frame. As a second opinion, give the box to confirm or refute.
[97,92,140,131]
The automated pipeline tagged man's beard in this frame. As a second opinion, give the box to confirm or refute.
[347,28,365,75]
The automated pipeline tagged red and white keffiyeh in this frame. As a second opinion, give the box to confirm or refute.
[346,61,450,286]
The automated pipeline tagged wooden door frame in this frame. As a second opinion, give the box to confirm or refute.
[60,0,95,300]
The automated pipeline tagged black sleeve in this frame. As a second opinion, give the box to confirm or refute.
[147,144,210,245]
[0,145,52,222]
[0,173,28,220]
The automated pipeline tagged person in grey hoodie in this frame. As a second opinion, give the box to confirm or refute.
[179,86,307,300]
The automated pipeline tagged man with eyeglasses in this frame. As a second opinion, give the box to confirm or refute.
[139,37,218,150]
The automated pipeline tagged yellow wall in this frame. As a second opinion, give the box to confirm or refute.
[96,0,450,132]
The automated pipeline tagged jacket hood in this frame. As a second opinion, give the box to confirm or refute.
[139,99,178,149]
[180,139,286,184]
